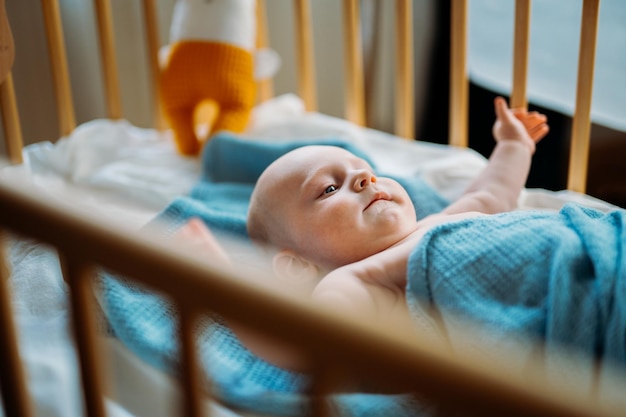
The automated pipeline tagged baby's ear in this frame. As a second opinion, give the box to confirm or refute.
[272,250,320,293]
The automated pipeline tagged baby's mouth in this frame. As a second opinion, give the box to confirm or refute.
[364,192,391,211]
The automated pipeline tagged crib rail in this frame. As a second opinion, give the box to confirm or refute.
[0,1,615,416]
[0,173,620,417]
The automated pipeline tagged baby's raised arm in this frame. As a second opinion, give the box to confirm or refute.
[442,96,549,215]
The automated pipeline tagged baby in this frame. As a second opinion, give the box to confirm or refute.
[246,97,548,318]
[176,96,549,369]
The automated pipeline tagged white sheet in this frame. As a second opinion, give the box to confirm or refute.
[0,94,617,417]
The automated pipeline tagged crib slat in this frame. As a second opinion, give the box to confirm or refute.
[94,0,122,120]
[511,0,531,109]
[394,0,415,139]
[449,0,468,147]
[309,366,344,417]
[179,307,206,417]
[567,0,600,194]
[142,0,166,131]
[342,0,366,126]
[41,0,76,137]
[256,0,275,104]
[0,234,35,417]
[0,0,13,86]
[294,0,317,112]
[61,257,108,417]
[0,73,24,164]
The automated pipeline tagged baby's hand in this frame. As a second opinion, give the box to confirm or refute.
[173,217,231,264]
[492,96,549,154]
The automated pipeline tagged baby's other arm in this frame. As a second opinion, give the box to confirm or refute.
[173,217,231,264]
[443,96,548,215]
[175,218,316,371]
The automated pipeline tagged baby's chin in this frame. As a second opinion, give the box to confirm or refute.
[364,210,417,239]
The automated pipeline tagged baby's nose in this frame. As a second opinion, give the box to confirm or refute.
[354,173,377,191]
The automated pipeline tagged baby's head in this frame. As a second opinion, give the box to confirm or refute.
[247,145,417,272]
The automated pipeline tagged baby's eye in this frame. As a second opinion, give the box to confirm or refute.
[324,185,338,194]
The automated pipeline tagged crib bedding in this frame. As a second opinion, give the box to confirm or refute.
[100,132,626,415]
[407,203,626,408]
[2,94,620,417]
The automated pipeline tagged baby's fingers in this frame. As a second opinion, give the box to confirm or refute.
[514,111,549,141]
[527,123,549,142]
[513,110,546,125]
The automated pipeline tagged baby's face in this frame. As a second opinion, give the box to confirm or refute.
[260,146,417,268]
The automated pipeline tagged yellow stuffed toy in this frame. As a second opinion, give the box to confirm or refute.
[160,0,274,156]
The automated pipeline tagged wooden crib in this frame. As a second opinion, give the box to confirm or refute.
[1,1,622,416]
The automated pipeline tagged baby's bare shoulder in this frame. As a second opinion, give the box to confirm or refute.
[313,266,410,324]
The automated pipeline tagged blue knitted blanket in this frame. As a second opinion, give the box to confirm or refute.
[102,133,447,416]
[407,203,626,373]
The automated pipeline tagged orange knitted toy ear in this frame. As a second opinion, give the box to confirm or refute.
[159,41,256,156]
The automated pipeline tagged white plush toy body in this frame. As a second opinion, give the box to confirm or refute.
[169,0,256,50]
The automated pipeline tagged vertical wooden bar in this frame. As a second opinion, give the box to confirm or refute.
[256,0,275,104]
[510,0,531,109]
[61,257,107,417]
[448,0,468,147]
[179,307,205,417]
[394,0,415,139]
[342,0,366,126]
[94,0,122,120]
[0,233,35,417]
[308,366,340,417]
[142,0,165,130]
[40,0,76,137]
[0,0,14,87]
[567,0,600,194]
[294,0,317,112]
[0,74,24,164]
